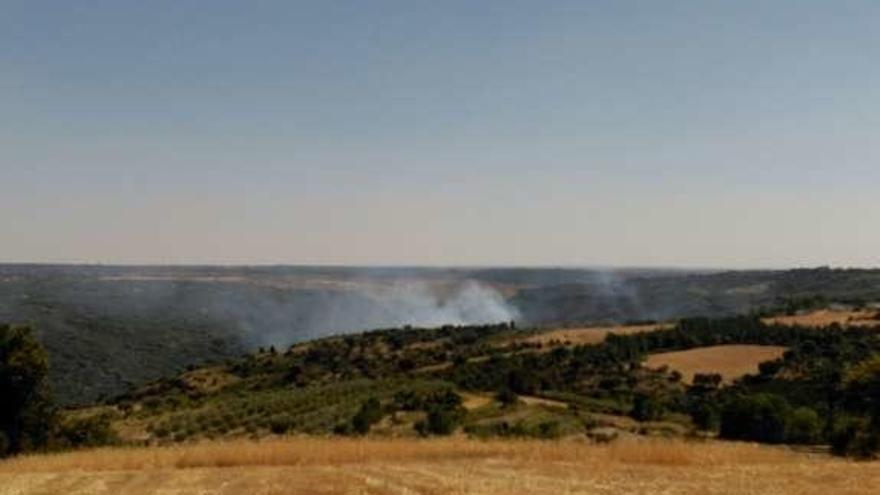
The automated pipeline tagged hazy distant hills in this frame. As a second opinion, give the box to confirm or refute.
[1,264,878,405]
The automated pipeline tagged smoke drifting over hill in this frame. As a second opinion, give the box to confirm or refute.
[209,280,520,347]
[346,280,519,329]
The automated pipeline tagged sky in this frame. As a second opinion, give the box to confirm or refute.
[2,1,879,268]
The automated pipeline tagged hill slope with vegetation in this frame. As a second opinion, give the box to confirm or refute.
[29,307,875,460]
[3,303,880,465]
[3,265,880,406]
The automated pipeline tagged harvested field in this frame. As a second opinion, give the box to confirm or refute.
[1,437,877,495]
[764,309,880,328]
[644,345,787,384]
[511,323,671,347]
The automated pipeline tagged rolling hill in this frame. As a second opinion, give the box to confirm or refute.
[2,264,880,404]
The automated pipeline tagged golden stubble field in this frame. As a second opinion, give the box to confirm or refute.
[764,308,880,328]
[509,323,672,347]
[1,437,877,495]
[644,345,788,384]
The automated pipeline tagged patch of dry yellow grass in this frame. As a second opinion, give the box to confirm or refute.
[460,393,493,411]
[510,323,671,347]
[645,345,787,384]
[0,437,815,472]
[1,437,878,495]
[764,309,880,328]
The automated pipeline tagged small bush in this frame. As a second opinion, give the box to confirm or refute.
[496,388,520,408]
[53,414,119,449]
[269,415,296,435]
[153,424,170,438]
[333,422,353,435]
[416,405,466,436]
[465,420,526,438]
[786,407,821,445]
[630,393,665,422]
[351,398,383,435]
[831,417,880,459]
[537,420,562,439]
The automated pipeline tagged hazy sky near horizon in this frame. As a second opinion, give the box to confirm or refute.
[2,1,879,268]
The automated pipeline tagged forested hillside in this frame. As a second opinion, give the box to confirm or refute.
[2,265,880,405]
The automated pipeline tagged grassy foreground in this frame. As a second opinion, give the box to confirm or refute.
[1,437,878,494]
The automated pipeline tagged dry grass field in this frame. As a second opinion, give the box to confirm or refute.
[764,308,880,328]
[509,308,880,352]
[644,345,787,384]
[1,437,877,495]
[511,323,671,347]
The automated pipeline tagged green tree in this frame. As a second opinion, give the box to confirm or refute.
[0,325,53,455]
[688,373,722,431]
[832,355,880,457]
[720,394,790,444]
[844,355,880,423]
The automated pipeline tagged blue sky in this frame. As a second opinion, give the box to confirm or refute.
[2,1,879,267]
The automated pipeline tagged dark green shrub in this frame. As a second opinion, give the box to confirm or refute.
[425,390,463,410]
[507,369,539,395]
[142,397,163,410]
[689,402,719,431]
[333,422,353,435]
[786,407,821,445]
[464,420,527,438]
[269,415,295,435]
[630,393,665,422]
[537,420,562,439]
[54,414,119,449]
[351,398,383,435]
[720,394,790,444]
[393,390,422,411]
[495,387,519,408]
[831,417,880,459]
[416,405,466,436]
[464,419,561,439]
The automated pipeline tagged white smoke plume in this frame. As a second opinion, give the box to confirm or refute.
[364,280,520,328]
[203,279,521,347]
